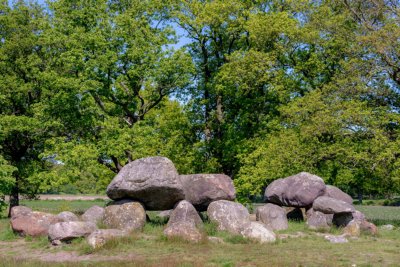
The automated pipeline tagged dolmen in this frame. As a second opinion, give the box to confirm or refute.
[9,156,376,248]
[258,171,377,236]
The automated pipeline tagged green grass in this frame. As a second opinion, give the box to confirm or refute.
[355,205,400,226]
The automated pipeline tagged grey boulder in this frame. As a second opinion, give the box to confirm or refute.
[313,196,355,214]
[48,221,97,242]
[57,211,79,222]
[240,222,276,243]
[163,200,203,243]
[180,174,235,211]
[106,156,185,210]
[81,205,105,223]
[323,185,353,205]
[207,200,250,235]
[306,208,332,230]
[11,211,60,237]
[87,229,127,248]
[103,201,146,232]
[167,200,202,227]
[256,204,288,231]
[10,206,32,219]
[265,172,326,207]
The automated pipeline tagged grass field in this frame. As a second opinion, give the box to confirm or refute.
[0,199,399,266]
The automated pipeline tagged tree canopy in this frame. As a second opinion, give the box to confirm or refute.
[1,0,399,213]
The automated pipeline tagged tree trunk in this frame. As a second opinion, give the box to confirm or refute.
[357,189,363,204]
[8,176,19,218]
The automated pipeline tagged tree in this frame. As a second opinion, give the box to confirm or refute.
[0,1,54,216]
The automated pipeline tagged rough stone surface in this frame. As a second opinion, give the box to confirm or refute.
[81,206,105,223]
[87,229,126,248]
[324,234,348,243]
[11,212,60,237]
[360,221,378,235]
[207,236,225,244]
[10,206,32,219]
[180,174,235,211]
[381,224,395,230]
[256,204,288,231]
[240,222,276,243]
[167,200,203,228]
[163,200,203,243]
[306,208,332,230]
[48,221,97,241]
[163,222,203,243]
[104,201,146,231]
[332,213,354,227]
[313,196,355,214]
[106,156,185,210]
[323,185,353,205]
[265,172,326,207]
[57,211,79,222]
[352,210,366,222]
[343,220,360,237]
[207,200,250,235]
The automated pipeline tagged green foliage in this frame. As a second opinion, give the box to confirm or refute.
[0,0,399,201]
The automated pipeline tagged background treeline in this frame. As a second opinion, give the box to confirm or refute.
[1,0,400,212]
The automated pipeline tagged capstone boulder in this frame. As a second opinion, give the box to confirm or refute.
[265,172,326,207]
[106,157,185,210]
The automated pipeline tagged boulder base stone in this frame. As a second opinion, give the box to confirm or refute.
[313,196,355,214]
[207,200,249,235]
[180,174,235,211]
[167,200,202,228]
[163,222,203,243]
[106,156,184,210]
[323,185,353,205]
[87,229,126,248]
[306,208,332,230]
[163,200,203,243]
[104,201,146,231]
[343,220,360,237]
[81,206,105,223]
[240,222,276,243]
[11,212,60,237]
[265,172,326,207]
[57,211,79,222]
[360,221,378,235]
[256,204,288,231]
[48,221,97,241]
[10,206,32,219]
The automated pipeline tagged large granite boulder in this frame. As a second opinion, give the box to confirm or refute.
[57,211,79,222]
[360,221,378,235]
[81,205,105,224]
[240,222,276,243]
[11,211,60,237]
[106,157,185,210]
[10,206,32,219]
[103,201,146,232]
[313,196,355,214]
[163,200,203,243]
[323,185,353,205]
[167,200,202,227]
[256,204,288,231]
[87,229,127,248]
[306,208,332,230]
[207,200,249,235]
[48,221,97,242]
[180,174,235,211]
[265,172,326,207]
